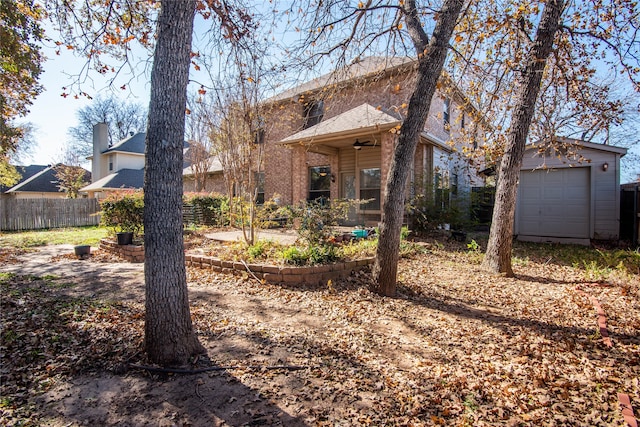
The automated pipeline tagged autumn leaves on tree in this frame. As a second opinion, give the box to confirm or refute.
[0,0,44,186]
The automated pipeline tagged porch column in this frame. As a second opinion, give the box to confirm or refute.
[330,153,339,199]
[291,145,307,204]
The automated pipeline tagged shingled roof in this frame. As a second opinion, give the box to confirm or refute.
[0,165,48,193]
[5,164,90,194]
[80,168,144,192]
[280,103,401,144]
[267,56,414,103]
[103,132,146,155]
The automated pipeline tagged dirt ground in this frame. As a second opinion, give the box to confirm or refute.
[1,241,639,426]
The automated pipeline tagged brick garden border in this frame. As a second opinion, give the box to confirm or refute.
[185,254,374,285]
[99,238,374,284]
[99,239,145,263]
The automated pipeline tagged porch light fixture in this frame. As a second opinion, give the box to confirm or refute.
[602,162,609,171]
[353,139,374,150]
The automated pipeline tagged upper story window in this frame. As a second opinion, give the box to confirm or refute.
[303,99,324,129]
[108,155,114,171]
[443,98,451,130]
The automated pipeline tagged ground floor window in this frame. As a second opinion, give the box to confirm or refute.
[308,166,331,203]
[435,171,450,211]
[359,167,381,210]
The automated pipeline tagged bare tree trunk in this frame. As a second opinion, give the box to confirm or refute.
[371,0,465,296]
[143,0,205,366]
[482,0,565,276]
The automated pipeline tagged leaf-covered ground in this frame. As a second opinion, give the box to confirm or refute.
[0,238,638,426]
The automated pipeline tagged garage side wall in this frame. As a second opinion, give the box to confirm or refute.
[517,147,621,241]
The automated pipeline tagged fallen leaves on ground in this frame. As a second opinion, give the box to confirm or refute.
[0,239,638,426]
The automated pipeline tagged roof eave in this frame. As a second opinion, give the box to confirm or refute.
[527,138,628,156]
[420,132,453,153]
[278,121,401,146]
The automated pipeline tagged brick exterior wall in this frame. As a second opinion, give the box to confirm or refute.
[183,173,227,195]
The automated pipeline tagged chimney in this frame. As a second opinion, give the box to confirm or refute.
[92,123,109,182]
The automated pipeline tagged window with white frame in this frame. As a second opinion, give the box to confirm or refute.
[359,168,381,211]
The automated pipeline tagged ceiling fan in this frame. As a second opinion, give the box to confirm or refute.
[353,139,375,150]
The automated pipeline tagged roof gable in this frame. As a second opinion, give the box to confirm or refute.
[280,103,401,144]
[6,165,91,194]
[103,132,146,155]
[268,56,414,103]
[80,168,144,192]
[0,165,48,193]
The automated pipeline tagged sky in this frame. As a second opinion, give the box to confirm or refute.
[22,11,640,182]
[24,38,152,167]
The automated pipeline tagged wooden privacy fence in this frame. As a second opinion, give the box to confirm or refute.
[0,198,101,231]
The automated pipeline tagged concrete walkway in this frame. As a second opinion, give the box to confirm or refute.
[204,229,299,245]
[204,226,361,245]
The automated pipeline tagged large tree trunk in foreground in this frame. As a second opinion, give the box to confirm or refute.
[482,0,565,276]
[144,0,205,366]
[371,0,465,297]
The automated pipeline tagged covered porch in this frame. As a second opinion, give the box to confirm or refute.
[279,104,400,226]
[279,103,453,226]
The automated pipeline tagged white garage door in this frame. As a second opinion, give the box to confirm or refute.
[518,168,590,239]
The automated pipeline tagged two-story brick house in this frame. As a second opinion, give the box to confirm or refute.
[259,56,486,225]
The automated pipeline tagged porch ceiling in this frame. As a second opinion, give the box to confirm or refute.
[278,103,401,154]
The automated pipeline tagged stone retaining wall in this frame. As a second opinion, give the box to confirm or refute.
[99,239,145,263]
[99,238,374,284]
[185,254,374,285]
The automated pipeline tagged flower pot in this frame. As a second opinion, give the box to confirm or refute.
[74,245,91,259]
[116,232,134,245]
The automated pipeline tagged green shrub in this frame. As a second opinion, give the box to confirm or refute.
[307,244,338,265]
[280,243,339,266]
[281,246,309,266]
[407,193,468,232]
[400,226,410,240]
[256,197,294,229]
[100,191,144,236]
[246,239,282,260]
[340,238,378,259]
[183,193,230,226]
[291,198,364,245]
[467,239,480,252]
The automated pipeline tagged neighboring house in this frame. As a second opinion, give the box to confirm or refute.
[515,138,627,244]
[182,157,226,194]
[81,124,146,198]
[258,56,486,225]
[0,165,48,196]
[1,164,90,199]
[83,124,195,198]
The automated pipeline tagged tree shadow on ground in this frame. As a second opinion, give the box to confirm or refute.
[395,284,640,346]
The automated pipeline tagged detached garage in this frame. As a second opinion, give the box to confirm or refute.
[515,138,627,245]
